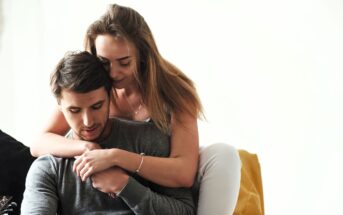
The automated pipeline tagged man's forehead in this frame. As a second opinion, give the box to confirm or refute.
[60,88,108,107]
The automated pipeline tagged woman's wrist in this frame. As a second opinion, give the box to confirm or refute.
[109,148,120,166]
[107,149,140,174]
[80,141,100,152]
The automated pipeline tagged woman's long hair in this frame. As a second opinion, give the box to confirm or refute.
[85,4,203,133]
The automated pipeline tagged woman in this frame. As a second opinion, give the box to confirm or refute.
[31,4,241,214]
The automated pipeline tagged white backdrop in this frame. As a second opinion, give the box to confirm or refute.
[0,0,342,214]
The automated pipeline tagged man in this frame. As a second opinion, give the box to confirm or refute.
[21,51,195,214]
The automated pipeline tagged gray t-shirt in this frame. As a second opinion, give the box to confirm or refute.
[21,118,195,215]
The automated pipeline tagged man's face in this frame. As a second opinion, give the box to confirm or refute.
[59,87,110,141]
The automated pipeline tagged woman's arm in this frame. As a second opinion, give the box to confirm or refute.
[30,107,99,158]
[74,112,199,188]
[130,113,199,187]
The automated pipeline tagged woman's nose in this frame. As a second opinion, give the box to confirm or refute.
[110,65,119,78]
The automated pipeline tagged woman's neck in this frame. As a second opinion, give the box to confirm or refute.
[115,83,141,97]
[111,86,149,121]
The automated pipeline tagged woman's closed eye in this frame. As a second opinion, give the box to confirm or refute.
[119,60,130,67]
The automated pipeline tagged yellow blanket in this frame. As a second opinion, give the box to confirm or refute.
[233,150,264,215]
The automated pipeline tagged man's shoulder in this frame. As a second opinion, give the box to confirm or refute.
[110,117,154,127]
[110,117,164,135]
[32,154,66,171]
[108,117,170,157]
[35,154,62,162]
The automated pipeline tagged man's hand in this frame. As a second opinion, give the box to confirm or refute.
[91,167,129,194]
[73,149,115,181]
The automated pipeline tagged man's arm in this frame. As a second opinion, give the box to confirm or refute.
[119,177,195,215]
[21,155,59,215]
[92,168,195,215]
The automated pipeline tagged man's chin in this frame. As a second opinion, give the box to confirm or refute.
[81,137,97,142]
[80,132,100,142]
[81,134,101,142]
[80,126,102,141]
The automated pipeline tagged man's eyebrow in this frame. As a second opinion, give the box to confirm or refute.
[67,105,80,109]
[91,100,105,106]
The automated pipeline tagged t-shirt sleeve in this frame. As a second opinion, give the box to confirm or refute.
[118,176,195,215]
[21,155,59,215]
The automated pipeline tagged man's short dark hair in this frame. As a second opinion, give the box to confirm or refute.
[50,51,112,102]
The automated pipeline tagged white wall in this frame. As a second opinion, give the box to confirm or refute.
[0,0,342,214]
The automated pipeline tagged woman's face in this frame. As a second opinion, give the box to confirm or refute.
[95,34,137,89]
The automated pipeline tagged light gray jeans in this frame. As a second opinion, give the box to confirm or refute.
[194,143,241,215]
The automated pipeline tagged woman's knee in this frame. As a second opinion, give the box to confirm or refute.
[200,143,240,165]
[198,143,241,179]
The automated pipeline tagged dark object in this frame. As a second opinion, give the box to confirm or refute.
[0,130,36,215]
[0,196,17,215]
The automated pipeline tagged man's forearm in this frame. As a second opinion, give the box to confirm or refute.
[118,176,195,215]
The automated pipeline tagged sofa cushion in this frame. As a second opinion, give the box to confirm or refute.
[233,150,264,215]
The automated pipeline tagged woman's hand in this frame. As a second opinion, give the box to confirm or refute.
[73,148,115,181]
[91,167,129,195]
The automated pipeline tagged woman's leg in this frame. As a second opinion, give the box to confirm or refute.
[196,143,241,215]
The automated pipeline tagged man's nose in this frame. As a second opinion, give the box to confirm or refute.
[82,111,94,127]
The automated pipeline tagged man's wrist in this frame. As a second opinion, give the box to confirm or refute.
[116,174,129,195]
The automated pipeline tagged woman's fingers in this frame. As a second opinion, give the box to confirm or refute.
[80,165,93,181]
[73,156,82,172]
[74,155,88,176]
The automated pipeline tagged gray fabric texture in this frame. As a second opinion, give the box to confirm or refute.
[21,118,195,215]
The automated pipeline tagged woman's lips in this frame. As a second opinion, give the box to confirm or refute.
[112,78,124,85]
